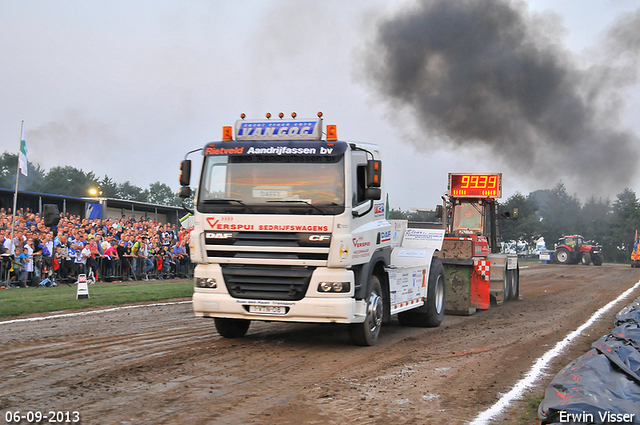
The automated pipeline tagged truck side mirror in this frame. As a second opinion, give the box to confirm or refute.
[179,186,192,199]
[435,205,443,219]
[364,187,381,201]
[180,160,191,187]
[366,160,381,188]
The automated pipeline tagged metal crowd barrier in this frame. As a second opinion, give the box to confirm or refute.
[2,254,194,286]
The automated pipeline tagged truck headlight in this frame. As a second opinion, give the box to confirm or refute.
[318,282,350,293]
[196,277,217,288]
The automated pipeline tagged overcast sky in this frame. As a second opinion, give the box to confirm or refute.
[1,0,639,210]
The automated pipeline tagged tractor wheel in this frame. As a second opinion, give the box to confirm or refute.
[580,252,591,265]
[214,318,251,338]
[592,256,603,266]
[555,248,571,264]
[349,275,384,346]
[398,258,446,327]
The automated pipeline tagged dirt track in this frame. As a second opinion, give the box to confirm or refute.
[2,263,640,425]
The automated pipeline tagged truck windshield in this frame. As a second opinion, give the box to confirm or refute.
[198,155,345,215]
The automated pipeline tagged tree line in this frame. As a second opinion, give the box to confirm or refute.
[0,152,180,207]
[4,149,640,263]
[391,182,640,263]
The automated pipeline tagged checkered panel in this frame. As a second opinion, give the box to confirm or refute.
[474,260,490,281]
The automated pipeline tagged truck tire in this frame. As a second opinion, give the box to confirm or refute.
[555,248,570,264]
[397,258,446,328]
[214,318,251,338]
[580,252,591,265]
[503,267,511,301]
[509,267,520,300]
[349,275,383,346]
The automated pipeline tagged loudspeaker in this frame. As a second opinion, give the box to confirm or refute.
[43,204,60,227]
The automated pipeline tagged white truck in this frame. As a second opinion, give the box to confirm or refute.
[179,113,446,345]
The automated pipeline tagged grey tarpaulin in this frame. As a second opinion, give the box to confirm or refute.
[539,297,640,424]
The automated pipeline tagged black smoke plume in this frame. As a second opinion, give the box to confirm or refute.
[362,0,640,197]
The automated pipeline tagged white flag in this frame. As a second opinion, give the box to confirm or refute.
[19,126,28,177]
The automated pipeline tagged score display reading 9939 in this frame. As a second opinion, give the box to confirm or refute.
[449,173,502,198]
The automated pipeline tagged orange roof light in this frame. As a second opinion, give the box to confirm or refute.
[240,113,246,119]
[222,126,233,141]
[326,124,337,141]
[266,112,271,119]
[278,112,284,119]
[317,111,323,118]
[291,112,297,118]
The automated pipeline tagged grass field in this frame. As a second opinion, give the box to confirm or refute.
[0,278,194,318]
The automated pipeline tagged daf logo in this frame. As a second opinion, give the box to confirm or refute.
[210,233,234,239]
[309,235,331,242]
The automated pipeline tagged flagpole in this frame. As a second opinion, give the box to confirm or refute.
[10,120,24,249]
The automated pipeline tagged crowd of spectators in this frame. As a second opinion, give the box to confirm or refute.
[0,207,193,287]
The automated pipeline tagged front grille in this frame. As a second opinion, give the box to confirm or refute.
[222,265,314,301]
[205,231,330,262]
[206,250,328,260]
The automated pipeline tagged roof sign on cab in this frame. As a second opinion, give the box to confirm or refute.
[235,118,322,141]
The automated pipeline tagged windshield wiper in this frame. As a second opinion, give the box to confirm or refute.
[202,199,257,213]
[267,199,329,214]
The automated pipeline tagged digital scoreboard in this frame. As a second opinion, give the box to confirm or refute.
[448,173,502,198]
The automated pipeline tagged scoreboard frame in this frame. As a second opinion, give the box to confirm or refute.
[448,173,502,198]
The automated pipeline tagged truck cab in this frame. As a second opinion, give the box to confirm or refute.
[180,113,445,345]
[180,113,444,345]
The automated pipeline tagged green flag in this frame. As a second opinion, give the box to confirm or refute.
[18,126,28,177]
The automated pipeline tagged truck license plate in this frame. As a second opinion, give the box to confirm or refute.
[248,305,286,315]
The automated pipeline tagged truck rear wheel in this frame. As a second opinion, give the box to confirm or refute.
[503,267,511,301]
[508,268,519,300]
[397,258,446,328]
[580,252,591,265]
[555,248,570,264]
[349,275,383,346]
[214,318,251,338]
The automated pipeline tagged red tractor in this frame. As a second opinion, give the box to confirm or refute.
[552,235,603,266]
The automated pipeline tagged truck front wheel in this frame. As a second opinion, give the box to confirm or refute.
[214,317,251,338]
[349,275,383,346]
[397,258,446,327]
